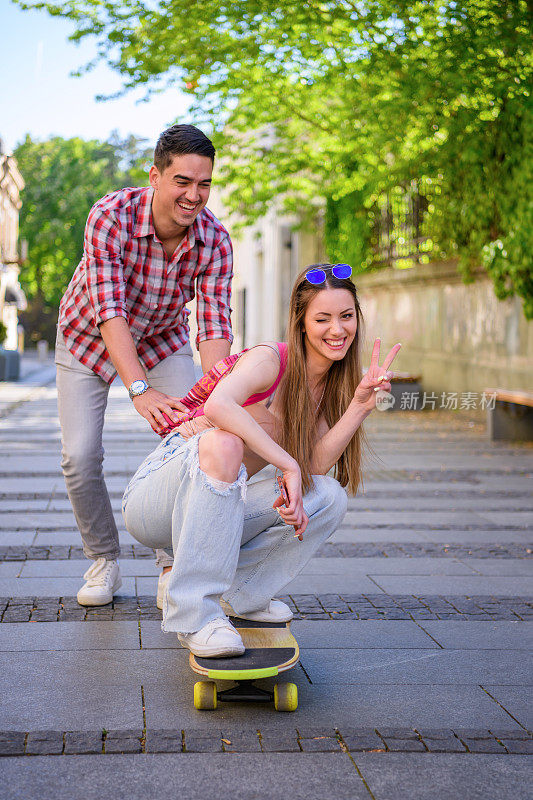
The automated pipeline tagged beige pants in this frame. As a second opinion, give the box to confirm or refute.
[55,329,196,566]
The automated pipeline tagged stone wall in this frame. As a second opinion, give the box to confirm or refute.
[355,261,533,394]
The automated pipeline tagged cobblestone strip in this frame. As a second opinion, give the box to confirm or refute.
[0,728,530,756]
[1,594,532,623]
[1,543,531,561]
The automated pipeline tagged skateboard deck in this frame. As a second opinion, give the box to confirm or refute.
[190,618,299,711]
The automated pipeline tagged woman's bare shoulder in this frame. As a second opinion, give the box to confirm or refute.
[236,342,282,370]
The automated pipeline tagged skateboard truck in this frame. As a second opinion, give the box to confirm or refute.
[217,682,273,704]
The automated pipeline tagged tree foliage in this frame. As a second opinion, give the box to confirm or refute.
[14,133,150,341]
[14,0,533,316]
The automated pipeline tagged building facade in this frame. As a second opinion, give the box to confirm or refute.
[208,189,324,351]
[0,148,27,350]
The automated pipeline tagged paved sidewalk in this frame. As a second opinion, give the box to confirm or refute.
[0,357,532,799]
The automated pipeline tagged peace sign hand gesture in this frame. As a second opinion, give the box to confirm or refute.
[352,338,402,413]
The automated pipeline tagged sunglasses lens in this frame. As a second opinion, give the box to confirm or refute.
[306,269,326,284]
[332,263,352,279]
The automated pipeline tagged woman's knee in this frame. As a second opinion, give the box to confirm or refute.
[122,494,170,551]
[198,429,244,482]
[308,475,348,525]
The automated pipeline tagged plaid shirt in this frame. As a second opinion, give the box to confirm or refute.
[58,186,233,384]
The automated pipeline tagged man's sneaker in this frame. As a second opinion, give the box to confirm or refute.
[177,617,245,657]
[220,598,293,623]
[156,570,171,610]
[77,558,122,606]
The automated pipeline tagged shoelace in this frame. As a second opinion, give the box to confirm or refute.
[83,558,115,586]
[203,617,238,639]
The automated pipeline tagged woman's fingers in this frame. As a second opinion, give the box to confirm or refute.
[382,343,402,370]
[370,337,381,369]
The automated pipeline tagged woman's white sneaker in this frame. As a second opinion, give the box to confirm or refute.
[221,598,293,623]
[77,558,122,606]
[177,617,245,657]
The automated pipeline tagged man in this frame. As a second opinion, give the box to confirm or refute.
[55,124,233,608]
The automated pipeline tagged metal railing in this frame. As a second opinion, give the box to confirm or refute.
[370,177,438,268]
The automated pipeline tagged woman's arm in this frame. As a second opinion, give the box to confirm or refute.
[204,345,296,473]
[204,345,307,534]
[310,402,371,474]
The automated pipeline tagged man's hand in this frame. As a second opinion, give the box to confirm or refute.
[132,389,189,433]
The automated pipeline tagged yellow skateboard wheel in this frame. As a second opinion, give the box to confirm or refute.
[273,682,298,712]
[193,681,217,710]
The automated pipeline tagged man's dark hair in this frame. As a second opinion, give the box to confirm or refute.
[154,124,215,171]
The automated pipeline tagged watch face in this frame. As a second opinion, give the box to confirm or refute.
[130,380,146,394]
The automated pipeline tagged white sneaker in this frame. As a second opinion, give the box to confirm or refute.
[177,617,245,657]
[221,598,293,623]
[77,558,122,606]
[156,570,171,610]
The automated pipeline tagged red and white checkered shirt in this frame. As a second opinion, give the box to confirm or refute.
[58,186,233,384]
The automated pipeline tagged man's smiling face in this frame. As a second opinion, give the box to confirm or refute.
[150,153,213,233]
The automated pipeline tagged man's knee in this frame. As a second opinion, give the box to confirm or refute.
[61,440,104,477]
[198,429,244,481]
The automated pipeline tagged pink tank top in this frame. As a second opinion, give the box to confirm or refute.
[160,342,288,436]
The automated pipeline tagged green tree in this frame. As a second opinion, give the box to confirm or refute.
[14,0,533,316]
[14,133,150,342]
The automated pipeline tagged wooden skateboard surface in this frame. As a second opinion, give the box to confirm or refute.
[190,619,299,680]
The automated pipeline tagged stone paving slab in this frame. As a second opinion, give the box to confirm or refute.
[333,527,533,544]
[342,510,529,529]
[460,559,533,576]
[369,575,533,596]
[31,531,138,546]
[301,557,476,576]
[478,512,533,528]
[0,753,371,800]
[255,574,387,595]
[143,681,525,730]
[353,753,533,800]
[0,577,137,597]
[483,686,533,729]
[0,511,126,530]
[0,564,22,578]
[300,648,532,686]
[0,622,141,652]
[0,533,36,546]
[140,619,438,650]
[19,559,159,578]
[419,621,533,650]
[351,497,533,512]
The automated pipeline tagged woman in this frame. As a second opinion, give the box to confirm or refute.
[122,264,400,657]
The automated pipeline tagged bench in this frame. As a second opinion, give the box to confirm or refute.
[485,388,533,442]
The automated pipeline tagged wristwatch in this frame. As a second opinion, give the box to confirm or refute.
[128,379,150,400]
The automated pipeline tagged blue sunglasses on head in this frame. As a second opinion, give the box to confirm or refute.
[305,263,352,284]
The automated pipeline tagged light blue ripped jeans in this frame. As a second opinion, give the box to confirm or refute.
[122,429,348,634]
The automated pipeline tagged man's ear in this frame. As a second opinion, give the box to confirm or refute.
[149,165,160,190]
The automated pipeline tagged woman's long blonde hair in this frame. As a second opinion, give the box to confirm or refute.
[276,264,366,496]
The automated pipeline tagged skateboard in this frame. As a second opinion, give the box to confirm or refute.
[190,617,299,711]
